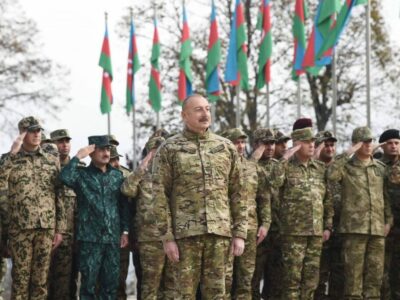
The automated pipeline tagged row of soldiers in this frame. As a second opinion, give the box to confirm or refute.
[0,93,400,300]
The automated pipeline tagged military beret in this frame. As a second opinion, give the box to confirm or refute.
[108,134,119,146]
[221,128,248,142]
[351,126,373,143]
[291,128,315,142]
[50,129,71,141]
[145,136,165,152]
[379,129,400,143]
[253,128,276,143]
[275,130,291,143]
[293,118,313,131]
[88,135,111,148]
[18,116,43,132]
[110,145,122,159]
[315,130,337,145]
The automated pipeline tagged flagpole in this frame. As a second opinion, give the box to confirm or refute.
[365,0,371,128]
[297,76,301,118]
[266,83,270,128]
[236,85,240,128]
[130,7,137,170]
[211,103,216,131]
[332,50,337,136]
[105,12,111,135]
[154,2,160,131]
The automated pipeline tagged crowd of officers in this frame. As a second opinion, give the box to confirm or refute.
[0,93,400,300]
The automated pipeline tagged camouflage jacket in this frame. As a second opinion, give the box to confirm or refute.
[257,158,280,232]
[59,157,130,244]
[241,157,271,231]
[121,160,163,242]
[383,156,400,234]
[328,154,393,236]
[152,129,247,241]
[0,148,65,233]
[271,156,333,236]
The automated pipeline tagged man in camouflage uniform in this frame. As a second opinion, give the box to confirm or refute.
[314,131,345,300]
[221,128,271,299]
[153,94,247,299]
[121,136,166,300]
[328,126,393,300]
[271,122,333,300]
[378,129,400,300]
[109,145,133,300]
[250,128,282,300]
[48,129,82,300]
[0,116,65,300]
[59,135,130,300]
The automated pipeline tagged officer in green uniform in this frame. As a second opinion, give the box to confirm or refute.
[59,135,130,300]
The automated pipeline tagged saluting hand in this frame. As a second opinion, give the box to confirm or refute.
[251,144,266,162]
[10,131,26,154]
[313,142,325,160]
[76,144,95,160]
[346,142,363,156]
[282,144,302,160]
[373,142,386,153]
[138,149,156,171]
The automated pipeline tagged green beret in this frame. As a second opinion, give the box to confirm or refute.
[18,116,43,132]
[88,135,111,148]
[221,128,247,142]
[291,128,315,142]
[352,126,373,143]
[253,128,276,143]
[50,129,71,141]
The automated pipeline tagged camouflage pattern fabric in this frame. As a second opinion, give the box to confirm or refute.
[342,234,385,300]
[152,129,247,241]
[280,235,323,300]
[79,241,120,300]
[9,228,54,300]
[117,247,130,300]
[138,241,165,300]
[0,258,6,299]
[162,235,231,300]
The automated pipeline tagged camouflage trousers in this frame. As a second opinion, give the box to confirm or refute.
[342,234,384,300]
[79,241,120,300]
[252,230,283,300]
[117,247,130,300]
[381,234,400,300]
[9,228,54,300]
[163,234,231,300]
[315,233,345,300]
[138,241,166,300]
[280,235,323,300]
[48,233,74,300]
[225,229,256,300]
[0,258,6,298]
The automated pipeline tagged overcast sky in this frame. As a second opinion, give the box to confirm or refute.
[2,0,399,163]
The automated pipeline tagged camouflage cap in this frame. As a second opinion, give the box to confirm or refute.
[275,130,291,143]
[221,128,248,142]
[253,128,276,143]
[41,133,52,143]
[291,128,316,142]
[108,134,119,146]
[88,135,111,148]
[351,126,373,143]
[110,146,122,159]
[18,116,43,132]
[42,143,59,157]
[315,130,337,145]
[50,129,71,141]
[145,136,165,152]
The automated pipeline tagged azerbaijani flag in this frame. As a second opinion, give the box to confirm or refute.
[303,0,340,75]
[178,5,193,103]
[99,22,113,114]
[317,0,367,60]
[206,0,221,103]
[126,17,141,115]
[149,18,162,112]
[256,0,273,89]
[224,0,249,91]
[292,0,308,79]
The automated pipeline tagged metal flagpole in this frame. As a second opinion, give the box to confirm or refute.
[130,7,137,170]
[107,113,111,135]
[332,50,337,136]
[156,112,160,129]
[211,103,216,131]
[297,76,301,118]
[235,84,240,128]
[266,83,270,128]
[365,0,371,128]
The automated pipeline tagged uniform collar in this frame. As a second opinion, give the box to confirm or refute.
[183,127,211,140]
[19,146,44,157]
[88,161,113,174]
[381,154,399,166]
[350,155,375,167]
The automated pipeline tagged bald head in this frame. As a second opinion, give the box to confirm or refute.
[181,94,211,134]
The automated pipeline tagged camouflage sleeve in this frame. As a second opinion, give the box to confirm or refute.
[120,168,146,198]
[256,166,271,230]
[387,161,400,185]
[0,154,14,239]
[384,170,394,226]
[59,156,81,190]
[119,192,131,234]
[54,160,67,233]
[229,147,247,239]
[269,160,287,188]
[323,172,334,231]
[152,145,174,242]
[327,153,350,182]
